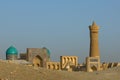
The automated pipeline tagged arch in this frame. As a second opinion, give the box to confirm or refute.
[74,57,76,65]
[52,64,55,69]
[33,55,43,67]
[48,65,50,69]
[67,57,69,61]
[57,65,59,70]
[71,57,73,62]
[91,65,97,71]
[63,57,66,64]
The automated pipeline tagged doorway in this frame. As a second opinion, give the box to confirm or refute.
[33,55,43,67]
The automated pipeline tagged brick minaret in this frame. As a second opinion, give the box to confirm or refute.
[89,22,100,57]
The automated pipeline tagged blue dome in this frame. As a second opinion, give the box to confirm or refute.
[6,46,18,55]
[43,47,51,57]
[46,49,50,56]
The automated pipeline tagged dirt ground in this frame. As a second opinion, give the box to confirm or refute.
[0,61,120,80]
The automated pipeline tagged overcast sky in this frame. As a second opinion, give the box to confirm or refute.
[0,0,120,63]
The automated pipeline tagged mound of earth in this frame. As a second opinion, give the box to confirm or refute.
[0,61,120,80]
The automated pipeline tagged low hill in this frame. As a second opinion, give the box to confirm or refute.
[0,61,120,80]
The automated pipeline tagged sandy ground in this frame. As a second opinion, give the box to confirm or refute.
[0,61,120,80]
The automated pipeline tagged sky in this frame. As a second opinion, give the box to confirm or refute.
[0,0,120,63]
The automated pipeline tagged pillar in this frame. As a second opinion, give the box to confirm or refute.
[89,22,100,57]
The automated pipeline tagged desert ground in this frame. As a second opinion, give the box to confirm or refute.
[0,61,120,80]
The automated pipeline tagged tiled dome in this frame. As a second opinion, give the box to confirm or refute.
[6,46,18,55]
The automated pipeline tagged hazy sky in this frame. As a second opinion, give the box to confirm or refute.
[0,0,120,63]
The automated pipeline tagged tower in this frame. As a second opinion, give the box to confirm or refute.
[89,22,100,57]
[86,22,101,72]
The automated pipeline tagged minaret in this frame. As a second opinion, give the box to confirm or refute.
[89,22,100,57]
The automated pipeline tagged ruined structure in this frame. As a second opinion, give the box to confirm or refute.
[46,62,60,70]
[60,56,78,71]
[46,56,78,71]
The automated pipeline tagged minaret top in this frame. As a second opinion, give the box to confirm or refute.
[89,21,99,30]
[92,21,97,27]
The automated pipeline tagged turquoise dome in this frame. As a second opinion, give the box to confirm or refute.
[43,47,51,56]
[46,48,50,56]
[6,46,18,55]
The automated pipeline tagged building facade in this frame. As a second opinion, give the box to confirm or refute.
[27,48,50,67]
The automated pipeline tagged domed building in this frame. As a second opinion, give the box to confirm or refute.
[6,46,18,60]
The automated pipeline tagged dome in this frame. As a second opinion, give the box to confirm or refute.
[42,47,51,56]
[46,49,50,56]
[6,46,18,55]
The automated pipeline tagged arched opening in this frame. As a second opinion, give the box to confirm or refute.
[67,57,69,61]
[91,65,97,71]
[64,57,66,64]
[33,55,43,67]
[48,65,50,69]
[71,58,73,62]
[52,64,55,69]
[74,58,76,65]
[57,65,59,70]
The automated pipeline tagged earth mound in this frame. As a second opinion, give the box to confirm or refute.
[0,61,120,80]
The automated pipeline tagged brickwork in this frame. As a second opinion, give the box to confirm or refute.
[60,56,78,71]
[89,22,100,57]
[86,22,101,72]
[86,57,100,72]
[27,48,49,68]
[46,62,60,70]
[20,53,27,60]
[6,55,18,60]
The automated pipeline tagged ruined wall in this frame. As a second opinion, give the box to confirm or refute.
[60,56,78,71]
[46,62,60,70]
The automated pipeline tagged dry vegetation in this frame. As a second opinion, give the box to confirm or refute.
[0,61,120,80]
